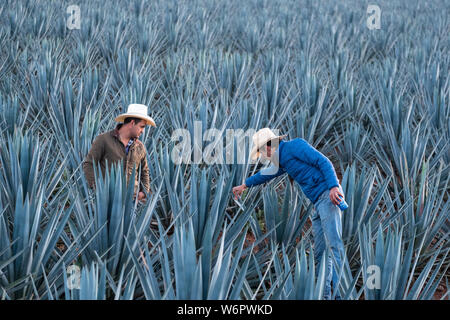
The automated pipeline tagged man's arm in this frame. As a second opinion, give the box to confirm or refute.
[82,136,104,189]
[293,139,339,190]
[245,163,286,188]
[139,153,151,196]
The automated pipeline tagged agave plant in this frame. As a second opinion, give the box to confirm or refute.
[66,161,163,286]
[339,163,393,265]
[251,181,311,250]
[359,223,449,300]
[129,218,253,300]
[60,261,137,300]
[0,131,85,299]
[272,244,327,300]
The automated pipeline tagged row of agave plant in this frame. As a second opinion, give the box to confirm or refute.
[0,0,448,299]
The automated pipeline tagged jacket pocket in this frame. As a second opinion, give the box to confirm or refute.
[311,174,320,185]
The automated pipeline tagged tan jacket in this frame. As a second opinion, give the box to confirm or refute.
[82,125,150,197]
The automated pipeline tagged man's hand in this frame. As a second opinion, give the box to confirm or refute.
[138,191,146,203]
[329,187,344,206]
[232,184,247,200]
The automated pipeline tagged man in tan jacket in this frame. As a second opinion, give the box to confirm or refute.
[82,104,156,201]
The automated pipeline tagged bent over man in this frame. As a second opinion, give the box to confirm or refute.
[233,128,346,300]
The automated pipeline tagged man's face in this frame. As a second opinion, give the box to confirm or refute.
[130,120,147,139]
[260,145,274,160]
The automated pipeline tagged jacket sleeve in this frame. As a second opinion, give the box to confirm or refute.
[294,139,339,190]
[82,136,104,189]
[139,152,151,195]
[245,163,286,187]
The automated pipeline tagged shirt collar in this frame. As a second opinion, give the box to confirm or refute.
[111,124,136,144]
[126,138,134,147]
[111,123,122,139]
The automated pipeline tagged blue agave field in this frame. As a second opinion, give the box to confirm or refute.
[0,0,448,300]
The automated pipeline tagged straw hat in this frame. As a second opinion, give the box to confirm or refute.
[115,104,156,127]
[250,128,286,160]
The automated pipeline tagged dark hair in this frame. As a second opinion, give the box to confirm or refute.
[257,139,273,152]
[123,117,143,125]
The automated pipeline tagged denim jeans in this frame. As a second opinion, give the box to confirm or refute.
[311,185,345,300]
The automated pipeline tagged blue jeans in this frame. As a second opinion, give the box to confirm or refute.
[311,185,345,300]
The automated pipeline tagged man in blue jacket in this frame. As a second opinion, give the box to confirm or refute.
[232,128,346,300]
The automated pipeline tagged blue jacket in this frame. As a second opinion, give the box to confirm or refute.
[245,138,340,204]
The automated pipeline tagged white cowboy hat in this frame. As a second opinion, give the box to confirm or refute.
[250,128,287,160]
[115,104,156,127]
